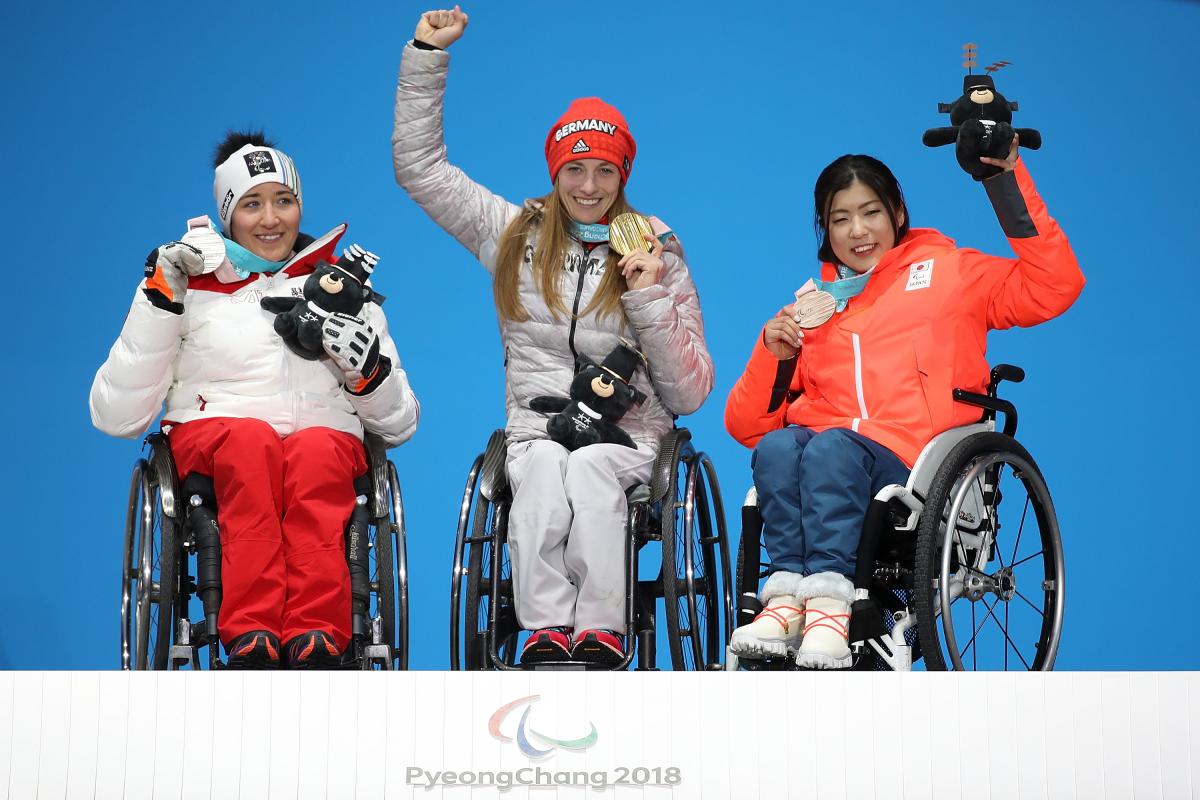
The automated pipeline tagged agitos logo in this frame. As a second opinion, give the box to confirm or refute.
[488,695,598,758]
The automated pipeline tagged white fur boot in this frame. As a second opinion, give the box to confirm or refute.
[795,572,854,669]
[729,571,805,658]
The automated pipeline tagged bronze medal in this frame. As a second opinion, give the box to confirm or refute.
[608,212,655,256]
[793,290,837,329]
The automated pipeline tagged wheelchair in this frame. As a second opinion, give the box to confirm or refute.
[729,364,1064,672]
[450,428,735,671]
[121,430,408,670]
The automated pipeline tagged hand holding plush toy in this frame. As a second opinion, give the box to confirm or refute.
[261,244,383,360]
[530,342,648,451]
[922,45,1042,181]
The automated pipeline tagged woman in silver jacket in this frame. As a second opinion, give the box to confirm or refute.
[394,7,713,666]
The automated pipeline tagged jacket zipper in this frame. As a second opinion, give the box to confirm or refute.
[852,332,869,432]
[565,246,594,360]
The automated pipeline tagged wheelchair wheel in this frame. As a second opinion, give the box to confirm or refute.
[462,501,519,670]
[451,440,519,671]
[659,437,733,671]
[913,432,1064,671]
[370,462,406,669]
[123,454,179,671]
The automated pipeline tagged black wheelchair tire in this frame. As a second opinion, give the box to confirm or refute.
[462,499,491,670]
[913,432,1064,671]
[660,446,731,671]
[132,460,178,671]
[371,463,399,669]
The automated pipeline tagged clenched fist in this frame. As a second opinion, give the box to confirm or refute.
[414,5,469,49]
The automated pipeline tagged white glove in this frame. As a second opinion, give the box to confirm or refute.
[142,241,205,315]
[321,312,381,385]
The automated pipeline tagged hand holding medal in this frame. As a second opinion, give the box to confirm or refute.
[610,213,664,290]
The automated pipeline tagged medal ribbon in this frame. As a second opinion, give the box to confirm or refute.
[567,219,672,247]
[813,265,874,312]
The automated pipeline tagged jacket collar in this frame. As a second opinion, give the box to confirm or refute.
[188,224,347,293]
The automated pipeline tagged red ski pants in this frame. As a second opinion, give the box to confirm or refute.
[167,418,367,650]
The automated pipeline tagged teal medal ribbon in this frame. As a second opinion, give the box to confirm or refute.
[568,220,612,243]
[567,219,672,247]
[223,236,289,279]
[813,265,874,312]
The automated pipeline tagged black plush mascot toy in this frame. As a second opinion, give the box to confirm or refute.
[260,244,383,360]
[530,342,648,451]
[923,45,1042,181]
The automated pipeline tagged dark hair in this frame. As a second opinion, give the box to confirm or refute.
[211,129,276,169]
[813,154,909,264]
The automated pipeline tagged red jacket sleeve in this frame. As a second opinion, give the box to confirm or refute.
[724,327,801,449]
[960,158,1086,329]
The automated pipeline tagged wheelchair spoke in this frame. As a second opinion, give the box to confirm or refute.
[1007,494,1030,568]
[970,602,977,670]
[981,597,1033,671]
[959,593,998,666]
[1009,550,1045,570]
[1012,587,1045,617]
[1004,597,1009,671]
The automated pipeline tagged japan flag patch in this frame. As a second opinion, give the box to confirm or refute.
[905,259,934,291]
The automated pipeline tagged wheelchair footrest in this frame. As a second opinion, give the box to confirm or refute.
[359,642,393,670]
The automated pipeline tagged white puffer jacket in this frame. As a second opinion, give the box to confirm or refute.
[90,228,420,447]
[392,43,712,451]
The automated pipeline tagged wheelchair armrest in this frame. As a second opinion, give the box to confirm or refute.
[146,432,180,519]
[363,432,391,519]
[952,389,1018,438]
[990,363,1025,391]
[649,428,692,503]
[479,429,510,502]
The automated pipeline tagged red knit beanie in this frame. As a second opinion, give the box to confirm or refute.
[544,97,637,185]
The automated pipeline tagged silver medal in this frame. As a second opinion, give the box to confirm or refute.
[180,224,227,275]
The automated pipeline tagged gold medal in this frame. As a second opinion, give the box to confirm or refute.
[793,290,837,329]
[608,212,655,256]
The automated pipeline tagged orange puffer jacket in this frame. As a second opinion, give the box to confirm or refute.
[725,160,1084,467]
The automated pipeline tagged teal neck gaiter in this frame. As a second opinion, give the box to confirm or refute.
[223,236,289,279]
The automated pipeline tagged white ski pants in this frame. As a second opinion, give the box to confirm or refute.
[505,439,655,634]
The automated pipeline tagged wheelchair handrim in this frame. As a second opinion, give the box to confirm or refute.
[937,450,1064,670]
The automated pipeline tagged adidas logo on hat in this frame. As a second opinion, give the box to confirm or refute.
[571,138,591,154]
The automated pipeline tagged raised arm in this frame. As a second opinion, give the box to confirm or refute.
[620,238,714,415]
[392,8,520,271]
[963,140,1086,328]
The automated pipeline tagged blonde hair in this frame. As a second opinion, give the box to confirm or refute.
[493,181,637,324]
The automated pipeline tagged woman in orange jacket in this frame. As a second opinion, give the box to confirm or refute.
[724,139,1084,668]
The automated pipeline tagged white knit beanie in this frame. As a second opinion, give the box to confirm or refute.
[213,143,302,232]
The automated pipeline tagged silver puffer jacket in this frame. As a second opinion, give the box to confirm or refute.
[392,43,712,451]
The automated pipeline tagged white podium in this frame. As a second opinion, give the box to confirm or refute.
[1,671,1195,798]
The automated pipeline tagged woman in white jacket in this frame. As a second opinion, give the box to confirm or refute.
[91,131,419,669]
[394,8,713,666]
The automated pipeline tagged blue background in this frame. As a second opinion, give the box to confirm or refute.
[3,0,1195,670]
